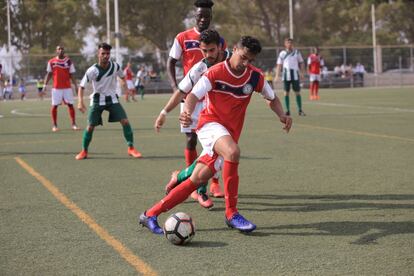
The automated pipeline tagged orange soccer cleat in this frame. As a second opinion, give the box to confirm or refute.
[197,193,214,209]
[128,147,142,158]
[191,190,198,200]
[210,181,224,198]
[75,150,88,160]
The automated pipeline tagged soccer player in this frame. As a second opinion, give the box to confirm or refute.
[167,0,226,190]
[135,66,146,100]
[275,38,306,116]
[307,47,324,100]
[75,43,142,160]
[155,29,228,208]
[139,36,292,234]
[43,45,80,132]
[123,62,137,102]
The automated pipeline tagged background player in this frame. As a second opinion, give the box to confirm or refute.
[75,43,142,160]
[155,29,228,208]
[123,62,137,102]
[275,38,306,116]
[166,0,226,185]
[139,36,292,235]
[307,47,324,100]
[43,45,79,132]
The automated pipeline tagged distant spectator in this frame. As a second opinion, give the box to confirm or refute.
[36,77,45,100]
[334,65,341,77]
[354,62,366,81]
[18,78,26,100]
[3,79,13,100]
[322,66,329,79]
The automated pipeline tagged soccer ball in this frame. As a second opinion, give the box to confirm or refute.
[163,212,195,245]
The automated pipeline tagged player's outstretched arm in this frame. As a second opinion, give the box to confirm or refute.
[154,89,186,132]
[267,96,292,133]
[180,93,199,128]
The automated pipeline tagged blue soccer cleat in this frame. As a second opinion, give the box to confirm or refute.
[225,213,256,233]
[139,212,164,235]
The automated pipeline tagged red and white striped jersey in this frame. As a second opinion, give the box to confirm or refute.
[307,53,324,74]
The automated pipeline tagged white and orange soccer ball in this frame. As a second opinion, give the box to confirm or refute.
[163,212,195,245]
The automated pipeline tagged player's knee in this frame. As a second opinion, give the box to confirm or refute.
[87,125,95,132]
[120,119,129,125]
[224,145,240,162]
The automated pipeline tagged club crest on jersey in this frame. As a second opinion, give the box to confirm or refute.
[242,83,253,95]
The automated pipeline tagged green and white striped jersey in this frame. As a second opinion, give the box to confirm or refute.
[80,61,124,105]
[277,49,304,81]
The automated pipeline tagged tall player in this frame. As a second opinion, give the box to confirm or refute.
[43,45,79,132]
[139,36,292,234]
[307,47,324,100]
[275,38,306,116]
[156,29,229,209]
[166,0,226,203]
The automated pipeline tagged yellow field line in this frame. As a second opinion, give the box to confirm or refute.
[296,123,414,143]
[14,157,157,276]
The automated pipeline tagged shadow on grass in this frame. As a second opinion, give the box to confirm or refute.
[184,240,228,248]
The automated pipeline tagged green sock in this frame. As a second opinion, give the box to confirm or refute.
[140,88,144,99]
[122,123,134,147]
[82,129,93,151]
[296,94,303,111]
[176,160,207,194]
[284,95,290,112]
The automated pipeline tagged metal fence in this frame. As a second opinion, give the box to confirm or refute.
[1,45,413,92]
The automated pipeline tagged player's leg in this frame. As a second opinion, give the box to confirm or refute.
[76,104,103,160]
[51,89,63,132]
[314,74,320,100]
[62,88,79,130]
[140,162,214,234]
[214,134,256,232]
[139,86,145,100]
[293,80,305,116]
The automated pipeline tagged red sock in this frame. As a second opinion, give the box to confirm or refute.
[68,104,76,125]
[211,177,219,185]
[184,149,198,166]
[314,81,319,98]
[223,160,239,219]
[51,106,58,126]
[146,178,197,217]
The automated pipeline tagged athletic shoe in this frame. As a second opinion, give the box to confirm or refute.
[209,182,224,198]
[165,170,180,195]
[299,110,306,116]
[128,147,142,158]
[75,150,88,160]
[225,213,256,233]
[285,111,290,116]
[191,190,198,200]
[139,212,163,235]
[72,124,81,131]
[198,193,214,209]
[52,126,59,132]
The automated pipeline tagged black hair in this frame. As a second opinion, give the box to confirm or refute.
[284,37,293,42]
[98,42,112,50]
[237,36,262,55]
[194,0,214,8]
[199,29,220,45]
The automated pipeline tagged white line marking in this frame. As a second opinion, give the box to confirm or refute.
[307,101,414,113]
[11,109,49,117]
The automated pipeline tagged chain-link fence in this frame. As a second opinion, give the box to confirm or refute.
[1,45,413,95]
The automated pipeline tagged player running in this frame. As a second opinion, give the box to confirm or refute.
[307,47,324,100]
[43,45,80,132]
[123,62,137,102]
[156,29,228,209]
[139,36,292,234]
[75,43,142,160]
[167,0,227,199]
[275,38,306,116]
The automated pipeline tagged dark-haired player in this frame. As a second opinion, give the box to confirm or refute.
[75,43,142,160]
[156,29,229,209]
[167,0,226,197]
[140,36,292,234]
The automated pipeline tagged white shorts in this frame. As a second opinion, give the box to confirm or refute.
[196,122,229,173]
[51,88,74,106]
[309,74,321,82]
[126,80,135,90]
[180,101,204,133]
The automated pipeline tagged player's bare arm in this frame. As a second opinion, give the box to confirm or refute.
[299,62,305,80]
[70,74,78,94]
[267,97,292,133]
[275,64,282,82]
[42,72,52,92]
[180,93,199,128]
[77,86,86,113]
[166,57,178,89]
[154,89,186,132]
